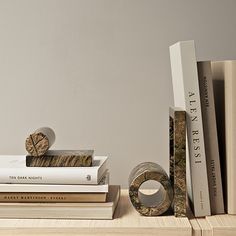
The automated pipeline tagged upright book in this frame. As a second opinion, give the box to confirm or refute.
[197,61,224,214]
[0,156,107,185]
[169,40,211,217]
[211,60,236,214]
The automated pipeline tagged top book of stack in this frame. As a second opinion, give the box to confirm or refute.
[0,155,108,185]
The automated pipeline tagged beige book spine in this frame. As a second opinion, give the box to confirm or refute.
[224,61,236,214]
[212,60,236,214]
[197,61,224,214]
[0,192,107,203]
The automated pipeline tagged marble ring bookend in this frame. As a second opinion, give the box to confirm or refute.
[128,162,173,216]
[128,107,187,217]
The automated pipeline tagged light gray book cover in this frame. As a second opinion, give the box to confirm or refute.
[197,61,224,214]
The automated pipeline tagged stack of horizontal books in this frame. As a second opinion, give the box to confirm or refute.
[0,150,120,219]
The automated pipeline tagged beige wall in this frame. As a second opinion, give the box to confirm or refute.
[0,0,236,187]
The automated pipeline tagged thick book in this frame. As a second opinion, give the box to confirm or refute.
[0,156,107,185]
[211,60,236,214]
[197,61,224,214]
[0,171,109,193]
[0,185,120,220]
[169,40,211,217]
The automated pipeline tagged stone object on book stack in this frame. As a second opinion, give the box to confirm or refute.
[26,150,93,167]
[25,127,56,157]
[0,155,110,203]
[25,127,93,167]
[0,125,116,219]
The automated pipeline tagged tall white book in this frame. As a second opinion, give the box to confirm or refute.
[211,60,236,214]
[169,40,211,217]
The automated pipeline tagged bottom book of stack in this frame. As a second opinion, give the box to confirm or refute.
[0,185,120,220]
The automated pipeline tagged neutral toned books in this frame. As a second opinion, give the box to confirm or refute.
[1,126,116,219]
[0,155,107,185]
[0,173,109,203]
[0,185,120,219]
[169,40,211,217]
[197,61,224,214]
[211,60,236,214]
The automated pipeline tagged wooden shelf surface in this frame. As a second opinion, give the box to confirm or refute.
[0,189,191,236]
[202,214,236,236]
[0,189,235,236]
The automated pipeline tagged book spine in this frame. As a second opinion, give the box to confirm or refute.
[0,168,98,185]
[197,61,224,214]
[224,61,236,214]
[0,193,106,203]
[169,40,211,217]
[211,61,236,214]
[211,61,227,212]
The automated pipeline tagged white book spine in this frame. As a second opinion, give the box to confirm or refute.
[0,156,107,185]
[0,168,97,185]
[0,183,109,193]
[0,172,109,193]
[169,40,211,217]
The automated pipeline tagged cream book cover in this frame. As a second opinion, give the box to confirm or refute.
[212,60,236,214]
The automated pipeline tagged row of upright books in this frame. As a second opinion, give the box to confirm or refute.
[169,40,236,217]
[0,152,120,219]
